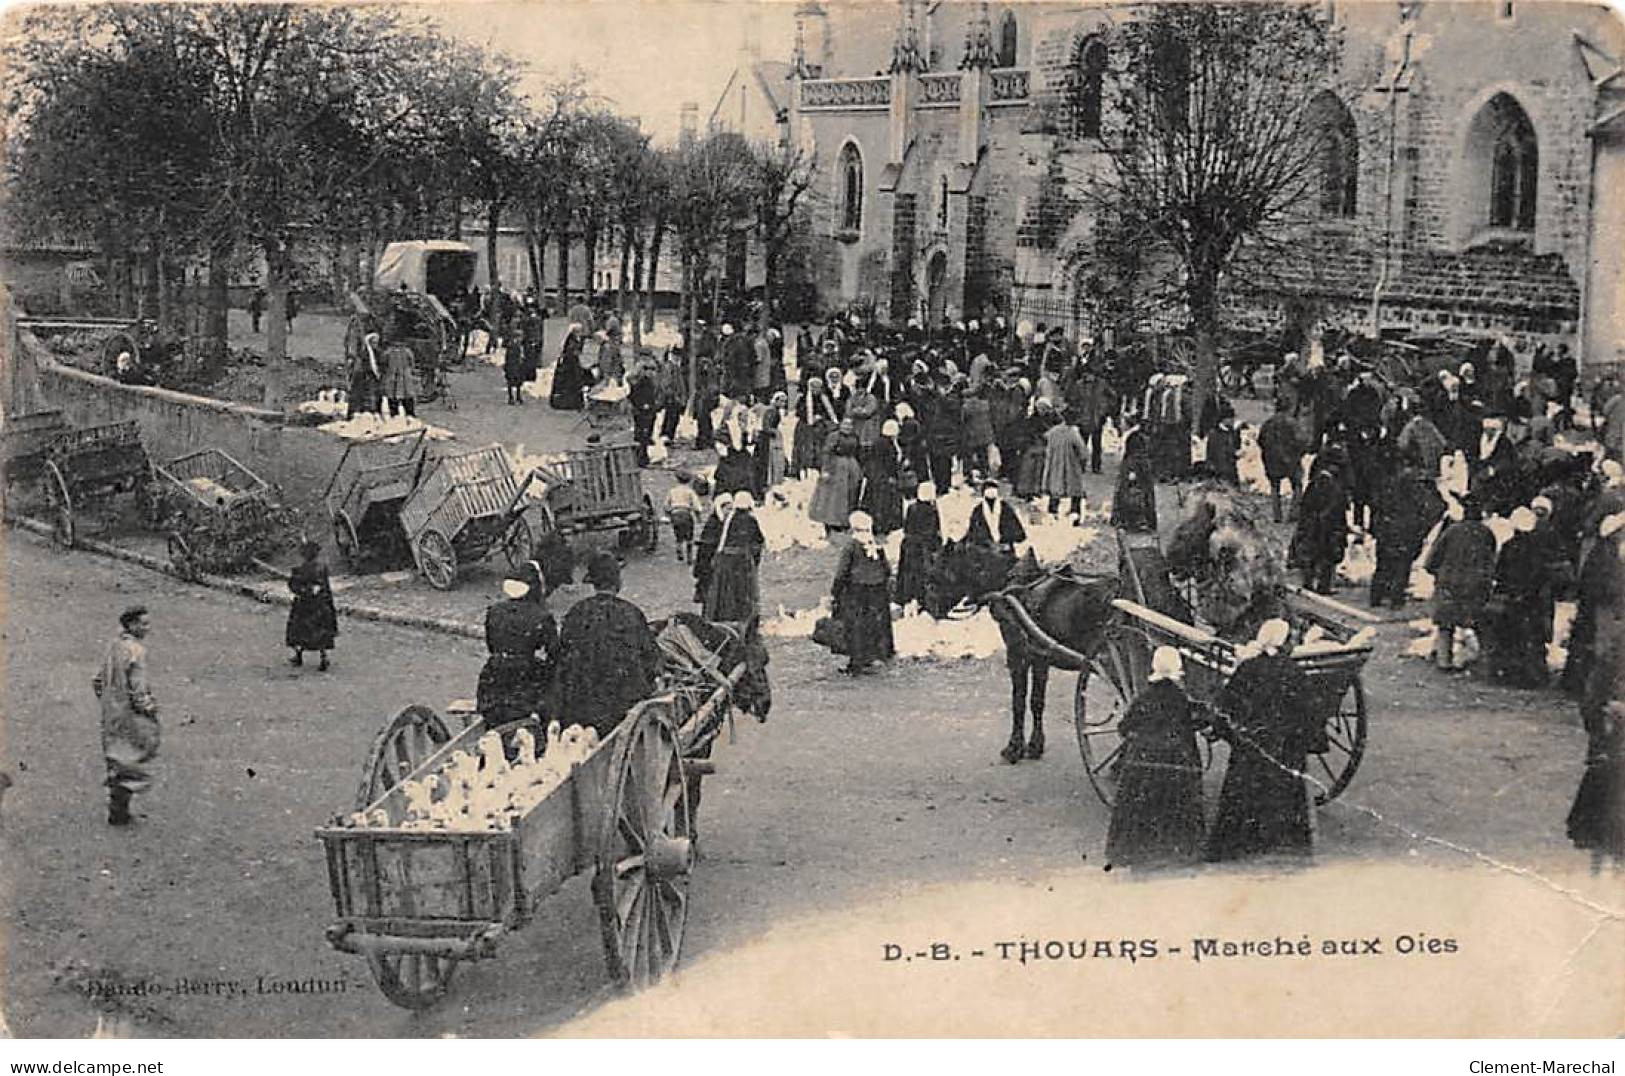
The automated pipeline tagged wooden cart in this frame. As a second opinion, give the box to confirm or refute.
[315,621,759,1009]
[40,420,154,549]
[529,438,657,554]
[0,409,71,520]
[398,444,541,590]
[322,429,431,571]
[1069,540,1372,809]
[152,448,283,579]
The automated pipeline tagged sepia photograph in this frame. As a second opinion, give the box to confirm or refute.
[0,0,1621,1048]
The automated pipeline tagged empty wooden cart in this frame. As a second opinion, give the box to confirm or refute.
[399,444,542,589]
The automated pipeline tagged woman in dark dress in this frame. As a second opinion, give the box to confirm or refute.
[894,480,942,610]
[1111,415,1159,533]
[548,324,587,410]
[704,491,764,622]
[1105,646,1204,869]
[832,511,895,675]
[860,420,907,536]
[692,494,729,605]
[1567,522,1625,867]
[476,562,557,727]
[794,377,840,477]
[286,541,338,670]
[1206,618,1320,863]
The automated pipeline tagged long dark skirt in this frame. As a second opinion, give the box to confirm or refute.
[864,475,905,535]
[1110,472,1158,533]
[894,535,939,608]
[1206,743,1313,862]
[1566,733,1625,856]
[476,655,549,727]
[704,550,759,621]
[840,582,895,667]
[1106,740,1204,869]
[1015,442,1048,499]
[793,419,831,476]
[286,594,337,650]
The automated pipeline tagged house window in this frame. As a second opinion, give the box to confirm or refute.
[1150,36,1189,131]
[937,174,950,230]
[996,12,1018,68]
[1307,91,1358,218]
[1071,37,1107,139]
[1467,92,1537,232]
[839,142,864,233]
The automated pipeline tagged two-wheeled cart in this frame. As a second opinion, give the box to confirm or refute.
[314,618,764,1009]
[323,429,431,571]
[0,409,71,520]
[39,420,154,549]
[398,444,541,589]
[151,448,284,579]
[529,438,658,554]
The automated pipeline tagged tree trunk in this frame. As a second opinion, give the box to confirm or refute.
[524,210,542,296]
[556,223,571,305]
[263,239,291,409]
[486,202,504,342]
[763,239,779,335]
[682,248,697,416]
[630,230,645,348]
[645,219,666,333]
[140,245,160,321]
[1188,264,1221,436]
[203,237,231,375]
[618,227,634,321]
[584,220,598,301]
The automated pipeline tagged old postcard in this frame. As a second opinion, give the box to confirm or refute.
[0,0,1621,1042]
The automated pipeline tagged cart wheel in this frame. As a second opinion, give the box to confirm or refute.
[1074,631,1140,810]
[366,951,459,1012]
[355,704,454,811]
[502,513,533,570]
[415,529,457,590]
[43,461,74,549]
[592,703,692,992]
[167,532,197,581]
[1310,677,1368,806]
[331,511,360,572]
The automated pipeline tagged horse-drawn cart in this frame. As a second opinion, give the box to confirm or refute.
[40,420,154,549]
[314,617,765,1009]
[529,439,658,554]
[151,448,284,579]
[398,444,541,590]
[323,430,431,571]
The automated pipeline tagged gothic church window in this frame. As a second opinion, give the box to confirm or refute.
[1072,37,1106,139]
[839,142,864,233]
[1466,92,1537,233]
[1307,91,1358,218]
[997,12,1018,68]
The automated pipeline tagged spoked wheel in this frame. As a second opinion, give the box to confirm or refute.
[1074,630,1141,809]
[331,511,360,572]
[592,703,692,992]
[1310,677,1368,805]
[415,528,457,590]
[501,513,533,570]
[167,532,197,581]
[354,704,455,812]
[43,461,74,549]
[366,950,458,1012]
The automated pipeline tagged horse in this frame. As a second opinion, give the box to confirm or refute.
[928,540,1121,764]
[1162,483,1292,642]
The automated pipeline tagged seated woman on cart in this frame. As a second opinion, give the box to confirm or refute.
[477,561,557,729]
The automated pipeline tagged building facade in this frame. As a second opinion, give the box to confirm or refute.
[770,0,1625,369]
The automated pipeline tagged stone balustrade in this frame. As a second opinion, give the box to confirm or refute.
[799,77,891,110]
[918,72,962,107]
[990,68,1030,103]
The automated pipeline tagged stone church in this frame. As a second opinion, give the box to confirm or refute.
[743,0,1625,370]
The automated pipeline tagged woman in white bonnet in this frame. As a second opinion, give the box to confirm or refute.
[703,490,763,621]
[830,511,895,675]
[1105,645,1204,870]
[895,480,943,611]
[1207,617,1320,863]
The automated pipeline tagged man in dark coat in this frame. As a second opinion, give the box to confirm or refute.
[1106,646,1204,869]
[1471,416,1519,516]
[963,480,1026,552]
[1566,527,1625,864]
[1065,363,1115,474]
[1490,507,1557,688]
[1425,495,1498,672]
[477,562,557,728]
[1206,619,1319,863]
[1290,460,1349,594]
[721,324,754,401]
[1110,416,1158,534]
[555,553,661,737]
[1258,404,1305,523]
[1370,460,1445,609]
[628,355,660,467]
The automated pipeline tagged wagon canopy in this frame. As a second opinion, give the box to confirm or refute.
[374,241,477,309]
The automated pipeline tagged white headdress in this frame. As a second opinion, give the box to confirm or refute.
[1148,646,1184,684]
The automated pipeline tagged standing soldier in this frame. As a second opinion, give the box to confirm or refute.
[92,607,160,827]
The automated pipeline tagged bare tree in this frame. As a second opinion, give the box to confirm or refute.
[749,141,817,331]
[1084,2,1343,420]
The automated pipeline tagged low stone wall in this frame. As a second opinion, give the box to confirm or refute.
[15,328,348,521]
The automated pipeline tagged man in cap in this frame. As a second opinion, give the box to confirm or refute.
[93,607,160,826]
[555,553,661,738]
[477,562,558,728]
